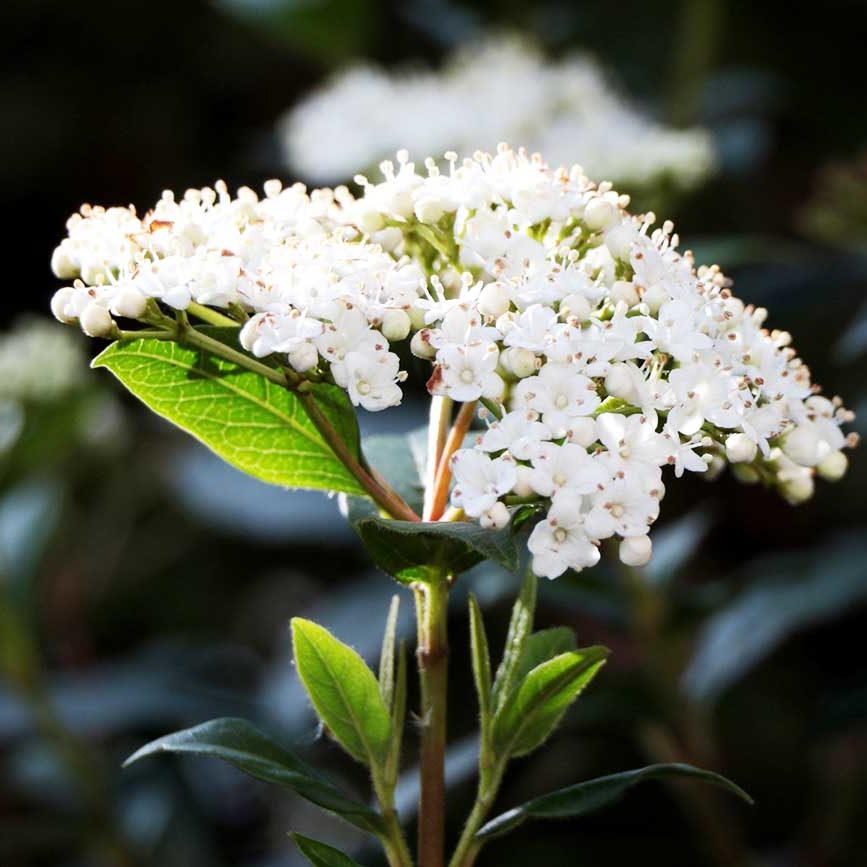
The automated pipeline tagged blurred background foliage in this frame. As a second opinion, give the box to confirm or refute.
[2,0,867,865]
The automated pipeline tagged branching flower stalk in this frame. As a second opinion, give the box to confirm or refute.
[49,145,850,866]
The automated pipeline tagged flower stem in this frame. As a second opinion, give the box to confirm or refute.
[424,397,453,519]
[186,301,240,328]
[415,577,450,867]
[427,401,477,521]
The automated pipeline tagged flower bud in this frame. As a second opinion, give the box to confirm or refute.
[604,363,635,401]
[371,226,403,252]
[567,417,597,448]
[110,289,148,320]
[288,342,319,373]
[780,470,814,505]
[355,206,385,235]
[482,373,506,401]
[480,501,510,530]
[704,453,726,481]
[501,347,537,379]
[51,246,78,279]
[408,302,427,331]
[610,280,640,307]
[642,284,669,315]
[817,450,848,481]
[50,287,77,324]
[604,224,634,260]
[410,329,436,359]
[781,426,822,467]
[584,197,617,231]
[478,282,512,319]
[80,302,115,338]
[559,293,591,321]
[414,196,445,224]
[381,309,412,342]
[619,535,652,567]
[725,433,757,464]
[513,465,535,497]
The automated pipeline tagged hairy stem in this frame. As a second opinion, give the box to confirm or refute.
[448,759,506,867]
[427,401,478,521]
[416,578,450,867]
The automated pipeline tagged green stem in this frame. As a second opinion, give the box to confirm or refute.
[448,759,506,867]
[186,301,240,328]
[416,578,450,867]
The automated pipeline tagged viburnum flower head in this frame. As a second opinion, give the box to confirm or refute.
[50,144,856,580]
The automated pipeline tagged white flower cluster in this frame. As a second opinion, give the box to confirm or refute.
[51,145,855,579]
[50,183,427,411]
[280,36,715,193]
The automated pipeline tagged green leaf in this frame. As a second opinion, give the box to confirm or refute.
[468,594,492,730]
[354,517,519,583]
[379,595,400,710]
[291,618,392,768]
[385,639,408,786]
[491,569,537,714]
[476,762,754,839]
[493,647,609,758]
[513,628,577,684]
[92,334,364,496]
[290,833,366,867]
[123,718,384,835]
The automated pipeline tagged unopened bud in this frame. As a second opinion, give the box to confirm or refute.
[501,347,537,379]
[51,287,77,324]
[288,342,319,373]
[559,293,591,321]
[781,426,822,467]
[478,282,512,319]
[731,463,760,484]
[780,471,814,505]
[80,302,115,338]
[604,363,635,401]
[817,450,848,482]
[51,246,78,279]
[414,197,445,224]
[604,224,634,260]
[725,433,758,464]
[584,197,618,231]
[381,309,412,342]
[513,465,535,497]
[642,284,669,315]
[610,280,640,307]
[480,501,510,530]
[619,535,652,567]
[410,329,437,359]
[110,289,148,320]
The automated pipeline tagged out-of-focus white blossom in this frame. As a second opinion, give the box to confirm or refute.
[51,145,856,579]
[279,36,715,194]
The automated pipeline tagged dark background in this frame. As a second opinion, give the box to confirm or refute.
[2,1,867,865]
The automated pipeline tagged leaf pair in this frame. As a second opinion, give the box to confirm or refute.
[471,569,609,763]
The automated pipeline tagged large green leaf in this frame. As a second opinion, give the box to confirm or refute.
[92,334,364,495]
[354,516,519,583]
[476,762,754,839]
[290,833,366,867]
[291,618,392,768]
[123,718,384,835]
[493,647,609,758]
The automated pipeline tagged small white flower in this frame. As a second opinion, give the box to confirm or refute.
[450,450,517,517]
[432,342,504,402]
[584,477,661,540]
[343,350,403,411]
[479,410,551,460]
[528,493,600,579]
[513,362,600,436]
[526,442,608,498]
